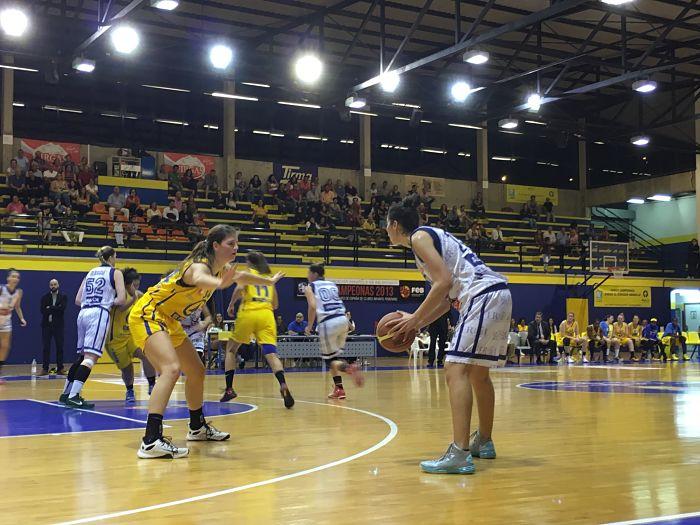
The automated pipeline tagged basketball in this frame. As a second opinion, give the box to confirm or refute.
[376,312,416,353]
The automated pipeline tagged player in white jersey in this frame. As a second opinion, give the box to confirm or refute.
[60,246,126,409]
[0,269,27,382]
[387,195,512,475]
[303,264,364,399]
[180,303,212,361]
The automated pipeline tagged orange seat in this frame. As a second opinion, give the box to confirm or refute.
[99,213,111,222]
[93,203,106,213]
[140,226,153,235]
[173,229,185,236]
[133,216,145,223]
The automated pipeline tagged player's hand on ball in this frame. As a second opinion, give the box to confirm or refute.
[389,311,419,343]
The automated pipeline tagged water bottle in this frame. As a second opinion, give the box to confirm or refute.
[225,323,230,331]
[31,358,37,376]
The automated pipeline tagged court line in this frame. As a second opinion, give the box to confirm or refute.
[52,398,399,525]
[603,510,700,524]
[27,398,151,425]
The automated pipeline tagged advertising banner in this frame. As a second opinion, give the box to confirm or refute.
[506,184,558,205]
[403,175,445,197]
[273,163,318,183]
[20,138,81,166]
[295,279,426,302]
[162,152,217,178]
[594,286,651,308]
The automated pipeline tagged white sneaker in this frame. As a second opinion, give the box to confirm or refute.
[566,356,575,364]
[186,422,230,441]
[582,356,589,363]
[137,437,189,459]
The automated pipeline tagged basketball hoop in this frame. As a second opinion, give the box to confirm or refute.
[607,267,625,279]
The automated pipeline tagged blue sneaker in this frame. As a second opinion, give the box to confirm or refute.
[125,389,136,405]
[420,443,475,474]
[469,431,496,459]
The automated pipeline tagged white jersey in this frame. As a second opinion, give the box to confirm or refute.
[309,279,346,323]
[80,265,117,310]
[0,285,19,331]
[180,308,203,337]
[413,226,507,307]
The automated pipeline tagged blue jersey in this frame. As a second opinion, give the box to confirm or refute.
[643,324,660,340]
[600,321,610,337]
[309,280,346,323]
[80,265,117,310]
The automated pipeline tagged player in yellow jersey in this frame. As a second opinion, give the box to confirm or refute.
[128,225,284,459]
[558,312,584,364]
[104,268,157,405]
[221,252,294,408]
[628,314,642,361]
[611,312,633,362]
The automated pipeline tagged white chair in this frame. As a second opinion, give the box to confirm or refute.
[408,332,430,365]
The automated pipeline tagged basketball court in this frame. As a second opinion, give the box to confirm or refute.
[2,360,699,525]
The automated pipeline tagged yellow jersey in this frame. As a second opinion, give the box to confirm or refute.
[613,321,628,337]
[134,259,220,323]
[108,291,135,344]
[628,322,642,338]
[238,268,274,312]
[562,321,578,337]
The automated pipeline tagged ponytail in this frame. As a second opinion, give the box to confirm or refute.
[387,194,421,234]
[96,245,116,265]
[246,251,271,275]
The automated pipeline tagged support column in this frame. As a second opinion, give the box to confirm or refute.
[222,79,236,191]
[695,95,700,242]
[359,114,371,198]
[476,124,488,205]
[1,54,14,170]
[578,118,588,217]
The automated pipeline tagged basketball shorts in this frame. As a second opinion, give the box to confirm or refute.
[105,337,138,370]
[77,306,111,356]
[188,331,206,353]
[446,283,512,368]
[128,308,188,351]
[318,314,348,360]
[231,309,277,347]
[0,314,11,333]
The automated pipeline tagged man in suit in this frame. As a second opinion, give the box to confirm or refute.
[527,311,557,364]
[40,279,67,375]
[427,311,450,368]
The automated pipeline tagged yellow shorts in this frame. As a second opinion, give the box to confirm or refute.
[105,337,139,370]
[231,309,277,347]
[128,308,188,351]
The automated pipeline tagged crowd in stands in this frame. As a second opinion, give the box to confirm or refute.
[507,311,694,365]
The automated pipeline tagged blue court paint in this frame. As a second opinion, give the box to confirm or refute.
[607,514,700,525]
[518,380,700,395]
[0,400,255,438]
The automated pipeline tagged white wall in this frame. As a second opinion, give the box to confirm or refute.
[586,171,695,207]
[629,194,697,243]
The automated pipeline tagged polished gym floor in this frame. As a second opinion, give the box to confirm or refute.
[1,358,699,525]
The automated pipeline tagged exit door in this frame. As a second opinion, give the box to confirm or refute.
[684,303,700,332]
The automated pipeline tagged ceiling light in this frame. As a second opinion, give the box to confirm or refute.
[632,79,657,93]
[498,118,519,129]
[648,194,671,202]
[203,124,219,129]
[394,116,410,121]
[349,110,377,117]
[626,198,645,204]
[0,64,37,72]
[0,8,28,37]
[594,140,605,145]
[631,135,650,146]
[380,71,400,93]
[449,123,482,130]
[211,92,258,101]
[241,82,270,88]
[253,130,270,135]
[209,44,233,69]
[420,148,447,154]
[278,101,321,109]
[345,94,366,109]
[142,84,190,93]
[100,111,137,120]
[340,139,354,144]
[43,105,83,114]
[155,118,188,126]
[499,130,523,135]
[12,102,24,107]
[150,0,178,10]
[526,93,542,112]
[111,25,140,54]
[525,120,546,126]
[569,178,574,182]
[457,152,471,157]
[463,50,489,65]
[392,102,420,109]
[501,175,507,182]
[492,156,515,162]
[450,81,471,103]
[294,53,323,84]
[298,135,327,141]
[72,57,95,73]
[270,132,284,138]
[600,0,635,5]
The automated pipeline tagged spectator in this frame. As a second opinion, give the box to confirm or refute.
[14,149,28,174]
[146,202,162,225]
[527,312,557,364]
[113,218,125,247]
[38,207,53,243]
[107,186,129,220]
[368,182,378,200]
[63,164,76,185]
[248,174,263,202]
[418,202,428,226]
[58,206,83,244]
[186,194,197,214]
[466,222,480,251]
[389,185,402,203]
[187,222,204,244]
[252,199,270,229]
[419,186,434,210]
[663,317,688,361]
[29,160,43,180]
[437,204,449,228]
[85,179,99,205]
[321,184,336,205]
[642,317,665,361]
[275,314,286,334]
[233,171,247,201]
[446,205,460,230]
[427,311,449,367]
[157,164,168,182]
[491,225,505,251]
[380,180,391,200]
[172,190,184,212]
[225,190,237,210]
[76,157,94,188]
[49,174,70,205]
[73,187,90,216]
[407,183,418,196]
[33,151,46,171]
[7,159,26,196]
[179,202,195,226]
[347,199,362,228]
[687,239,699,278]
[203,169,218,199]
[306,181,320,203]
[305,215,319,232]
[569,227,581,257]
[43,161,59,186]
[599,314,613,362]
[125,189,141,216]
[168,164,182,192]
[361,215,380,245]
[183,168,200,193]
[162,199,179,222]
[39,278,67,375]
[458,205,471,231]
[62,153,76,172]
[346,311,356,334]
[26,197,40,214]
[527,195,538,218]
[334,179,346,201]
[266,174,279,197]
[212,190,226,209]
[38,195,53,212]
[7,195,27,216]
[471,191,486,218]
[298,175,311,196]
[22,171,40,201]
[287,313,308,335]
[556,226,569,255]
[542,197,554,222]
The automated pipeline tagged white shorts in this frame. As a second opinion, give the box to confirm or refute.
[317,314,348,360]
[77,306,110,356]
[0,315,11,333]
[447,284,512,368]
[188,331,206,353]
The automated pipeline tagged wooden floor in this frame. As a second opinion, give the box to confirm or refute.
[1,359,699,525]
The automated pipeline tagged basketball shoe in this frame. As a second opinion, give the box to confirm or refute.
[220,388,237,402]
[420,443,475,474]
[137,437,189,459]
[469,430,497,459]
[186,422,230,441]
[328,386,346,399]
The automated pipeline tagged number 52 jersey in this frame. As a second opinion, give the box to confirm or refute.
[80,265,117,310]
